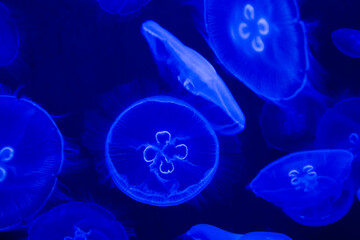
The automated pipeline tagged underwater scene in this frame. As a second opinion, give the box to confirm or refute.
[1,0,360,239]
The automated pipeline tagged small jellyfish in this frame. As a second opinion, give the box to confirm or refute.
[332,28,360,58]
[97,0,151,15]
[249,150,353,210]
[28,202,128,240]
[179,224,292,240]
[204,0,308,100]
[105,96,219,206]
[141,20,246,135]
[0,2,20,66]
[0,95,63,230]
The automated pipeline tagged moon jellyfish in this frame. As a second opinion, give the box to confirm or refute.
[28,202,128,240]
[180,224,292,240]
[141,20,245,135]
[0,95,63,230]
[332,28,360,58]
[97,0,151,15]
[0,2,20,66]
[204,0,308,100]
[105,96,219,206]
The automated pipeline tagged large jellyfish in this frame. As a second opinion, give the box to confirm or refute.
[97,0,151,15]
[332,28,360,58]
[204,0,308,100]
[0,95,63,230]
[249,150,354,226]
[179,224,292,240]
[0,2,20,66]
[141,20,245,135]
[28,202,128,240]
[105,96,219,206]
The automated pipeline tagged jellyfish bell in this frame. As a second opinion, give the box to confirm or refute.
[0,2,20,66]
[204,0,308,100]
[0,95,63,230]
[97,0,151,15]
[249,150,353,210]
[141,20,245,135]
[28,202,128,240]
[332,28,360,58]
[105,96,219,206]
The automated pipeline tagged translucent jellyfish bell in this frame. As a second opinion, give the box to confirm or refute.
[97,0,151,15]
[332,28,360,58]
[28,202,128,240]
[141,20,245,135]
[204,0,308,100]
[105,96,219,206]
[0,95,63,230]
[0,2,20,66]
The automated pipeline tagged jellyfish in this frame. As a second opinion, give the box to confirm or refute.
[28,202,128,240]
[97,0,151,15]
[179,224,292,240]
[0,95,63,230]
[141,20,246,135]
[332,28,360,58]
[204,0,308,100]
[105,96,219,206]
[0,2,20,66]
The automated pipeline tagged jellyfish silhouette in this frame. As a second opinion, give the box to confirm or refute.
[105,96,219,206]
[97,0,151,15]
[179,224,292,240]
[204,0,308,100]
[0,95,63,230]
[28,202,128,240]
[0,2,20,66]
[249,150,354,226]
[141,20,245,135]
[332,28,360,58]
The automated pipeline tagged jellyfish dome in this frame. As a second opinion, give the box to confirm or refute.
[204,0,308,100]
[105,96,219,206]
[97,0,151,15]
[0,2,20,66]
[141,20,246,135]
[28,202,128,240]
[332,28,360,58]
[0,95,63,230]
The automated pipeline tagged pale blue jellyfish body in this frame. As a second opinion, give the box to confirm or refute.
[97,0,151,15]
[181,224,292,240]
[105,96,219,206]
[141,20,245,135]
[332,28,360,58]
[0,96,63,230]
[28,202,128,240]
[0,2,20,66]
[204,0,308,100]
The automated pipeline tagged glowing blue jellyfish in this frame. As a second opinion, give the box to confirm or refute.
[204,0,308,100]
[0,95,63,230]
[332,28,360,58]
[180,224,292,240]
[105,96,219,206]
[249,150,354,226]
[141,20,245,135]
[28,202,128,240]
[0,2,20,66]
[97,0,151,15]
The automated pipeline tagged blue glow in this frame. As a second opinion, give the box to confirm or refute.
[0,2,19,66]
[141,20,246,135]
[97,0,151,15]
[28,202,128,240]
[204,0,308,100]
[332,28,360,58]
[105,96,219,206]
[0,95,63,231]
